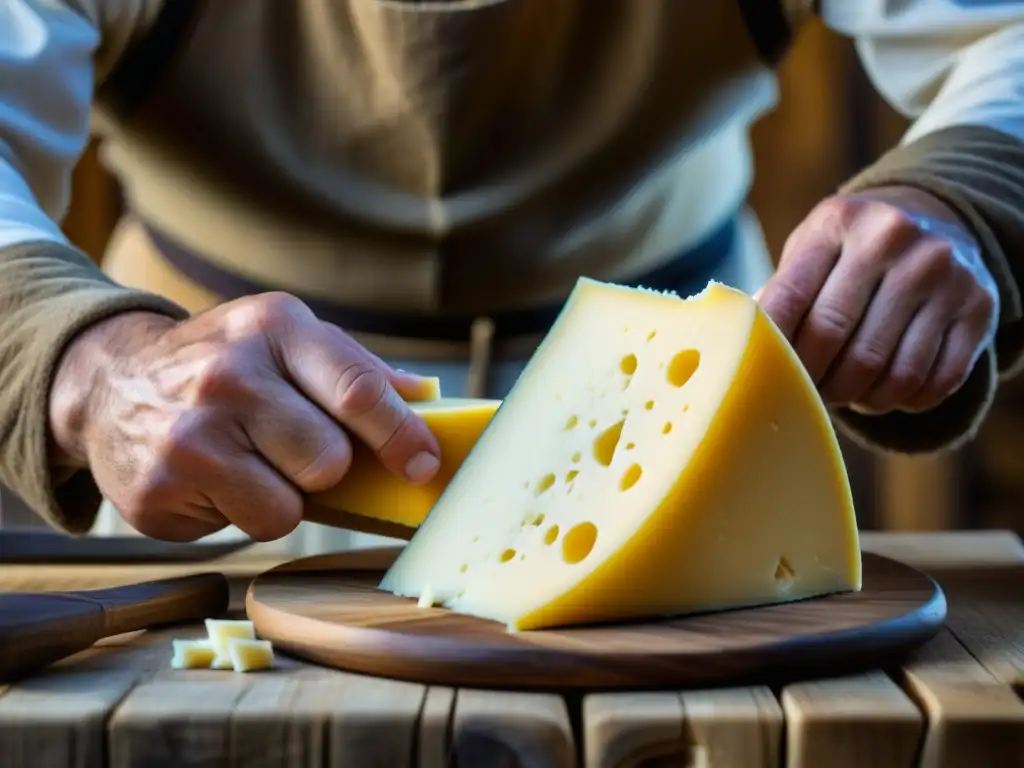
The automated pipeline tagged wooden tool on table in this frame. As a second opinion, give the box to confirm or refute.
[0,572,229,682]
[246,547,947,691]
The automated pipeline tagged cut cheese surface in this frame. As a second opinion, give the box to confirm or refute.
[227,638,276,672]
[311,398,500,527]
[380,278,861,631]
[170,639,216,669]
[205,619,256,657]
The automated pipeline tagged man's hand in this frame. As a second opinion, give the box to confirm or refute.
[756,186,1000,415]
[48,293,442,542]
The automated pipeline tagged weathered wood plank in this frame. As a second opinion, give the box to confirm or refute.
[781,672,924,768]
[452,690,576,768]
[681,686,782,768]
[900,629,1024,768]
[0,638,166,768]
[582,692,687,768]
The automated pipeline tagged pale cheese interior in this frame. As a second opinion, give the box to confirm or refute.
[380,278,861,631]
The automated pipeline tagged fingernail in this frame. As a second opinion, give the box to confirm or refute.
[405,451,440,482]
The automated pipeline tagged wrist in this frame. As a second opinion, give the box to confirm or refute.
[48,311,179,470]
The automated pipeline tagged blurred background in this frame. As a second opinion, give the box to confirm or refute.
[1,19,1019,540]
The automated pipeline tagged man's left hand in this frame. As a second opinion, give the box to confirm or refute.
[756,186,1000,415]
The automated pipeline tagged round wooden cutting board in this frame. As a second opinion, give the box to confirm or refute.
[245,547,946,691]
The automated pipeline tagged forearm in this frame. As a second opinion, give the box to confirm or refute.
[0,0,187,533]
[0,239,188,533]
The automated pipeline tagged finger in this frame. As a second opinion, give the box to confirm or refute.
[243,381,354,493]
[793,211,919,384]
[323,323,440,401]
[817,235,952,405]
[854,307,949,414]
[122,509,227,543]
[206,452,305,542]
[900,320,981,413]
[275,324,441,484]
[756,240,839,342]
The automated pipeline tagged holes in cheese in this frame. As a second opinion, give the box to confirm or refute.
[666,349,700,388]
[562,522,598,564]
[310,397,500,528]
[380,278,861,631]
[619,463,643,491]
[593,419,625,466]
[535,473,557,495]
[543,525,560,545]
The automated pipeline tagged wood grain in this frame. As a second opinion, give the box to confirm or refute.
[0,532,1017,768]
[900,629,1024,767]
[245,548,946,691]
[782,672,923,768]
[0,573,229,682]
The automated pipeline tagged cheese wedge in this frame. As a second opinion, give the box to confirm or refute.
[380,278,861,631]
[310,398,500,527]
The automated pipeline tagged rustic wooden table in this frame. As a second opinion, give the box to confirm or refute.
[1,530,1021,768]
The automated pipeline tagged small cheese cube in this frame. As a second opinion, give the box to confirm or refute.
[204,619,256,658]
[210,655,235,670]
[311,397,500,527]
[227,638,275,672]
[170,639,216,669]
[381,278,862,631]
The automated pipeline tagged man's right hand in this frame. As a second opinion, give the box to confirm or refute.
[47,293,442,542]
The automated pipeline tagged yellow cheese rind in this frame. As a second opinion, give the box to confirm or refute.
[380,278,861,631]
[227,638,275,672]
[311,398,501,527]
[170,639,216,669]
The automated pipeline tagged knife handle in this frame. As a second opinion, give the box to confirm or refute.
[0,572,229,682]
[92,572,230,635]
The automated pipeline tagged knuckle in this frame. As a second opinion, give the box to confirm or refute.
[814,195,859,232]
[238,291,305,332]
[191,355,249,402]
[336,363,388,418]
[934,366,969,397]
[293,437,353,492]
[808,302,857,345]
[888,362,929,398]
[966,288,997,322]
[848,343,889,379]
[912,240,957,287]
[874,204,917,237]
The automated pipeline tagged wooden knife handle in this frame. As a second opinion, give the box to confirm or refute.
[0,572,229,682]
[91,572,230,635]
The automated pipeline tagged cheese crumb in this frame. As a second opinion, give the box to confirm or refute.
[227,638,276,672]
[204,618,256,658]
[170,639,216,669]
[172,618,277,672]
[417,584,437,609]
